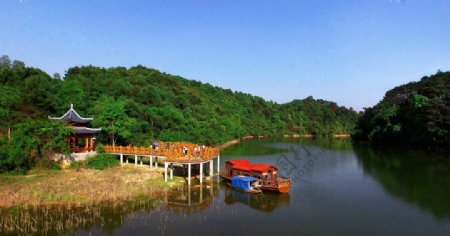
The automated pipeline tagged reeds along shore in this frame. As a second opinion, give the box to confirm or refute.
[0,166,179,209]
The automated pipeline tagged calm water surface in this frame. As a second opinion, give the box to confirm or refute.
[2,138,450,235]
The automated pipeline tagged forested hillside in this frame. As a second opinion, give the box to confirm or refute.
[353,71,450,147]
[0,55,358,171]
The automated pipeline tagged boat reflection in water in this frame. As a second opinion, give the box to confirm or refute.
[163,178,290,214]
[223,183,290,213]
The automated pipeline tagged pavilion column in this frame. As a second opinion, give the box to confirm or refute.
[85,137,89,149]
[200,162,203,184]
[188,163,191,185]
[90,138,94,150]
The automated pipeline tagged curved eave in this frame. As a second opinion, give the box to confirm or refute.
[48,108,94,124]
[72,127,102,134]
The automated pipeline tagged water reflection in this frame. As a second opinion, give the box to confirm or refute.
[221,137,354,156]
[0,198,162,235]
[2,139,449,235]
[354,146,450,220]
[164,182,219,214]
[0,176,295,235]
[224,187,290,213]
[164,180,290,214]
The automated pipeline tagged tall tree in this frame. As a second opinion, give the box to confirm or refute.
[0,86,20,139]
[91,96,137,146]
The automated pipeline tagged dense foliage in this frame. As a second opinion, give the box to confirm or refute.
[86,153,119,170]
[0,120,70,172]
[0,55,357,171]
[353,71,450,147]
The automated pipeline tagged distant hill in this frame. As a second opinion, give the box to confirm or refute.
[0,55,357,145]
[353,71,450,147]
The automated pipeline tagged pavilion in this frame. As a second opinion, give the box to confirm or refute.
[49,104,101,153]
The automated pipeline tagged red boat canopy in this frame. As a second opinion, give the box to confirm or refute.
[226,160,277,173]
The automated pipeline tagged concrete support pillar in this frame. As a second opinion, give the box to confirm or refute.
[135,155,138,166]
[164,162,168,182]
[150,156,153,168]
[217,156,220,173]
[155,159,158,168]
[200,162,203,184]
[140,157,143,166]
[126,156,129,164]
[210,160,213,177]
[188,163,191,185]
[217,156,220,183]
[120,154,123,165]
[170,164,173,180]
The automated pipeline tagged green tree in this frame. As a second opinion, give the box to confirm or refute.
[0,120,70,172]
[0,86,20,139]
[354,71,450,147]
[92,96,138,146]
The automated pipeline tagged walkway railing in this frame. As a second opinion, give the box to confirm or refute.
[103,142,220,162]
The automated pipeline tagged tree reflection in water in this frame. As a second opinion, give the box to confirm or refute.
[354,145,450,220]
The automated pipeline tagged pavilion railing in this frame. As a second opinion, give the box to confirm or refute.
[103,142,220,162]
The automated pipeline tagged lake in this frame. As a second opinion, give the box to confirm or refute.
[1,138,450,235]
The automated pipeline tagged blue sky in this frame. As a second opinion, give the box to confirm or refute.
[1,0,449,110]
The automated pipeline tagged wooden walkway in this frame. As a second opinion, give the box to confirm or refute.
[103,142,220,185]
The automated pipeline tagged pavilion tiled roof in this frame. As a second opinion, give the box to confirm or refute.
[48,104,94,124]
[72,127,101,134]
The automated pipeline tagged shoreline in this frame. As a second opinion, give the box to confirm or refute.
[1,133,351,209]
[219,133,351,150]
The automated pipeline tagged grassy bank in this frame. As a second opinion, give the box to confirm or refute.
[0,165,183,208]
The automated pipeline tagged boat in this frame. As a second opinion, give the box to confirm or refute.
[228,176,263,193]
[220,160,291,193]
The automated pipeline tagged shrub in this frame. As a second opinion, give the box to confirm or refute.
[87,153,119,170]
[35,158,61,170]
[69,160,87,170]
[96,145,105,154]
